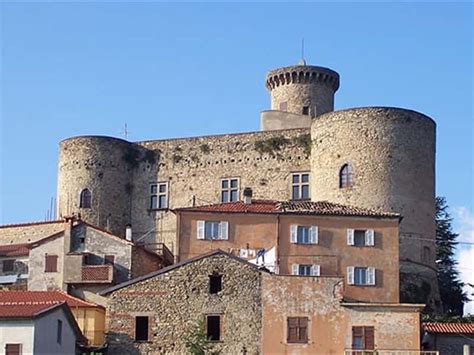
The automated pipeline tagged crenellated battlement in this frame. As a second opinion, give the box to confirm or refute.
[265,65,340,91]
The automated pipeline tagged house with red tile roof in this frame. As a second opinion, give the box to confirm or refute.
[422,322,474,354]
[0,290,106,348]
[0,291,86,355]
[173,197,402,304]
[0,218,173,302]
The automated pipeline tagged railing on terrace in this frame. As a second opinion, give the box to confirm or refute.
[345,350,439,355]
[140,242,174,265]
[80,264,113,283]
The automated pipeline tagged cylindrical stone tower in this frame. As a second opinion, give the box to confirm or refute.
[265,62,340,117]
[310,107,440,311]
[57,136,135,237]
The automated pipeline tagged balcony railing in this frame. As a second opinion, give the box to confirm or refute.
[345,350,439,355]
[80,264,113,283]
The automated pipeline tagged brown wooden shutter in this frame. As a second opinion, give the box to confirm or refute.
[45,255,58,272]
[364,326,375,350]
[287,317,298,342]
[6,344,21,355]
[298,317,308,342]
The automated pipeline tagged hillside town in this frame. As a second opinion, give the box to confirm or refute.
[1,59,473,354]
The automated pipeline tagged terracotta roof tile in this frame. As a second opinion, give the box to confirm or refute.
[0,302,64,318]
[0,290,101,309]
[0,243,30,257]
[174,200,400,219]
[423,322,474,334]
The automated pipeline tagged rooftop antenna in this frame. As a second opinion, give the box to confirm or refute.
[299,38,306,66]
[121,123,130,140]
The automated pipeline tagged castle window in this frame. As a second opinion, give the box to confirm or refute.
[291,173,310,200]
[279,101,288,111]
[79,189,92,208]
[423,246,431,263]
[339,164,353,188]
[220,178,239,203]
[150,182,168,209]
[302,106,309,115]
[2,259,14,272]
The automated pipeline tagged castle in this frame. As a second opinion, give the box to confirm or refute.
[56,60,440,309]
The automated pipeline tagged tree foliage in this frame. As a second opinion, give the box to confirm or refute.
[435,196,468,316]
[184,319,219,355]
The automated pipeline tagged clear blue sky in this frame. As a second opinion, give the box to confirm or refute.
[1,3,472,226]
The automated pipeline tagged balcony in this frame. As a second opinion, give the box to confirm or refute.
[345,351,439,355]
[80,265,113,283]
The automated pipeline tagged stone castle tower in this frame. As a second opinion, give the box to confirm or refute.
[57,60,439,310]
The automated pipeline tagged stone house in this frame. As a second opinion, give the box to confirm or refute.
[0,292,86,355]
[0,219,173,301]
[174,198,401,303]
[101,250,424,354]
[422,323,474,355]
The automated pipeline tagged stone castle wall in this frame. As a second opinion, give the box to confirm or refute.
[57,129,312,252]
[310,106,439,308]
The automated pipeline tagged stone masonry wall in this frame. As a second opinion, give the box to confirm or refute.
[0,221,64,244]
[106,254,262,354]
[310,106,439,308]
[131,128,311,251]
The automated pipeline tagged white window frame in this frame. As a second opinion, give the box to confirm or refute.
[291,172,310,200]
[197,220,229,240]
[292,264,320,276]
[150,182,168,210]
[290,225,318,244]
[347,229,374,247]
[220,178,239,203]
[347,266,375,286]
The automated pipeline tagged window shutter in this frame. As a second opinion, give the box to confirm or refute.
[292,264,299,275]
[287,317,298,342]
[347,229,355,245]
[197,221,205,239]
[311,264,320,276]
[299,317,308,342]
[309,226,319,244]
[364,326,375,350]
[352,326,363,348]
[347,266,355,285]
[219,221,229,240]
[290,225,298,243]
[365,229,375,246]
[367,267,376,285]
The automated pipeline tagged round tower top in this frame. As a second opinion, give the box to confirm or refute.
[265,64,340,92]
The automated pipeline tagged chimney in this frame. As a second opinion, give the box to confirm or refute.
[125,224,132,241]
[243,187,253,204]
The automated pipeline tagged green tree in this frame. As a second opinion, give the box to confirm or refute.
[184,319,219,355]
[435,196,468,316]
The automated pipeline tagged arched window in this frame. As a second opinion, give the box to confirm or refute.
[339,164,353,188]
[79,189,92,208]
